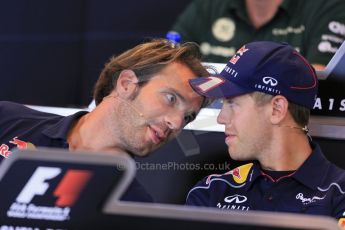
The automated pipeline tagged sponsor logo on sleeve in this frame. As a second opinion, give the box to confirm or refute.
[231,163,253,184]
[328,21,345,36]
[318,41,339,53]
[9,137,35,150]
[217,194,250,210]
[0,144,12,158]
[1,137,36,159]
[338,218,345,228]
[206,163,253,185]
[224,194,247,203]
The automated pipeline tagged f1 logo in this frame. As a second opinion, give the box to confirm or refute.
[16,166,93,207]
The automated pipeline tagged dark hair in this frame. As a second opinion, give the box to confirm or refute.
[250,92,310,127]
[93,39,210,106]
[287,103,310,127]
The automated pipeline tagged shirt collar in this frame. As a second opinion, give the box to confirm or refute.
[292,142,330,190]
[245,142,329,191]
[42,111,88,141]
[245,161,262,191]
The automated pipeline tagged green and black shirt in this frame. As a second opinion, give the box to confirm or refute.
[172,0,345,65]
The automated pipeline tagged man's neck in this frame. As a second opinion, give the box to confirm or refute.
[258,131,312,171]
[245,0,283,29]
[67,106,128,155]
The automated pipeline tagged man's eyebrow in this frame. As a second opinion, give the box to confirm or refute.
[165,87,201,117]
[166,87,186,103]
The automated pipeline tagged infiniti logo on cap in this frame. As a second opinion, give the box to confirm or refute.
[262,76,278,86]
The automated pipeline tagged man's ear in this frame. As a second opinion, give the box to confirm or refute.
[115,70,139,98]
[270,95,289,125]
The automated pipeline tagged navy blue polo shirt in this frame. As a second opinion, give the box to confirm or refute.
[0,101,87,154]
[0,101,153,203]
[186,142,345,220]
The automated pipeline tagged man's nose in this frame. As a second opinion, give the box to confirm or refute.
[165,111,184,131]
[217,107,228,125]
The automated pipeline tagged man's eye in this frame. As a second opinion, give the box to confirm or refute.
[224,99,235,107]
[166,93,176,104]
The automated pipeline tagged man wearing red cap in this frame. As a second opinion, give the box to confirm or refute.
[188,41,345,226]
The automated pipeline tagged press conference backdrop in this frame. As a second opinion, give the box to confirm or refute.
[2,0,345,118]
[0,0,191,107]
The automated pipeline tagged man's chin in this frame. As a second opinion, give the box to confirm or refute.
[228,151,242,161]
[130,146,155,158]
[130,140,168,157]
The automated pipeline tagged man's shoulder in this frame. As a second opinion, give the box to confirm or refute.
[291,0,344,7]
[0,101,62,138]
[0,101,35,122]
[296,0,345,14]
[0,101,60,121]
[312,160,345,199]
[0,101,28,112]
[310,0,345,6]
[324,163,345,184]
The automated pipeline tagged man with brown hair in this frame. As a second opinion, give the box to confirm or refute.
[0,39,210,202]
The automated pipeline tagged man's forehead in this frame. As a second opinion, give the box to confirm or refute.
[224,94,251,101]
[147,64,204,105]
[150,71,198,92]
[150,72,189,84]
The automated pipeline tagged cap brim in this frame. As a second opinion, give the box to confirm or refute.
[189,75,254,98]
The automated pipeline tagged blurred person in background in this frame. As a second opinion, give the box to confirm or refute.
[171,0,345,70]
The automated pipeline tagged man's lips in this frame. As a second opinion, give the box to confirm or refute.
[149,126,167,144]
[225,133,236,144]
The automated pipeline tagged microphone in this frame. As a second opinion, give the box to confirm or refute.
[104,95,144,118]
[278,125,309,133]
